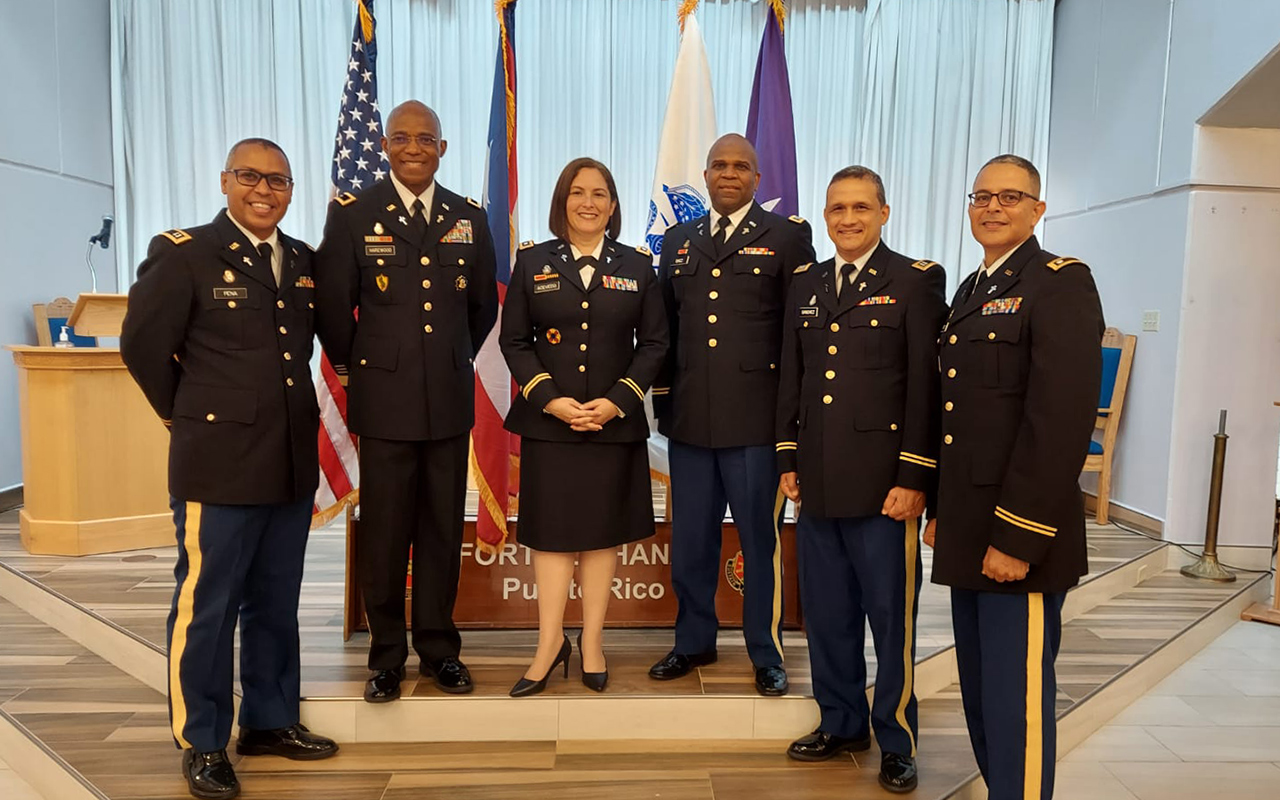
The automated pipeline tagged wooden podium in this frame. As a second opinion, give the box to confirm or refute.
[8,294,173,555]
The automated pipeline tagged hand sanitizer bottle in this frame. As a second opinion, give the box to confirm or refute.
[54,325,74,348]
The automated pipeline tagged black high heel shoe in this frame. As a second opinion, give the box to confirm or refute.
[576,631,609,692]
[509,634,571,697]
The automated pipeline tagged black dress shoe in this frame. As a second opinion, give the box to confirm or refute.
[363,667,404,703]
[754,665,790,696]
[647,650,717,680]
[786,729,872,762]
[510,634,572,697]
[235,723,339,761]
[577,632,608,692]
[879,752,918,793]
[423,656,474,694]
[182,748,239,799]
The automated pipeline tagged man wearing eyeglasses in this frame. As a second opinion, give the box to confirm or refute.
[122,138,339,800]
[926,154,1103,800]
[315,101,498,703]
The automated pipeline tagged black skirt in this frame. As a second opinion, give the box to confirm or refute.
[515,438,655,553]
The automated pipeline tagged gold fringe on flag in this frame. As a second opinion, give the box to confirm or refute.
[470,438,511,555]
[357,0,374,44]
[768,0,787,34]
[678,0,700,33]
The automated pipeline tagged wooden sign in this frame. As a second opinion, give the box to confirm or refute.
[343,512,801,638]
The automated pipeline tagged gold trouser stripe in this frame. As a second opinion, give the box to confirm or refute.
[898,453,936,468]
[995,507,1056,537]
[769,488,785,661]
[169,502,204,749]
[1024,593,1045,800]
[620,377,645,401]
[894,517,919,757]
[522,373,551,399]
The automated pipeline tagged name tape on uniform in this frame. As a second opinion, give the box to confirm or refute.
[213,287,247,300]
[365,245,396,256]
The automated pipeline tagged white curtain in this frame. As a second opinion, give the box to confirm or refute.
[110,0,1055,290]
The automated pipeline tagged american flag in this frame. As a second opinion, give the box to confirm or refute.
[312,0,385,527]
[472,0,520,550]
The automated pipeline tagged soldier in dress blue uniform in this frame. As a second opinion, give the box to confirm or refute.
[777,167,947,793]
[926,155,1104,800]
[121,138,338,800]
[500,158,667,697]
[650,134,815,696]
[314,101,499,703]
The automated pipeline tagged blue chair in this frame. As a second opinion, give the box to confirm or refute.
[1083,327,1136,524]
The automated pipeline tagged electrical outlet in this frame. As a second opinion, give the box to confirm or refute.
[1142,310,1160,332]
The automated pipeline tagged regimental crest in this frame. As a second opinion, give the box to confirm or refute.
[545,328,562,345]
[375,274,388,292]
[724,551,745,596]
[644,183,709,257]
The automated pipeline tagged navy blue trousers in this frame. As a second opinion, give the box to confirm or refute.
[951,589,1065,800]
[669,440,785,667]
[166,497,312,752]
[799,513,921,757]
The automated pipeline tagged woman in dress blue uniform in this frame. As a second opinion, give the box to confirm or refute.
[500,158,668,696]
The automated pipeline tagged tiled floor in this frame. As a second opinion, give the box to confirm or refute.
[0,754,44,800]
[0,509,1160,700]
[1060,619,1280,800]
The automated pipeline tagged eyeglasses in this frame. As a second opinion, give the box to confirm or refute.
[387,133,440,149]
[225,169,294,191]
[968,189,1037,207]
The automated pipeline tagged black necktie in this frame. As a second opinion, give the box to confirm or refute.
[714,216,732,254]
[969,269,991,300]
[410,199,429,240]
[257,243,276,288]
[840,262,856,297]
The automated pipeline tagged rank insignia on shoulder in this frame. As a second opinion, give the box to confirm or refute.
[466,196,482,209]
[161,229,192,246]
[334,192,358,207]
[635,244,652,257]
[520,240,536,250]
[788,215,806,224]
[794,262,812,274]
[911,259,940,271]
[545,328,562,345]
[1047,256,1082,271]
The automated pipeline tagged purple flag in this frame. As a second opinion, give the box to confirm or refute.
[745,5,799,218]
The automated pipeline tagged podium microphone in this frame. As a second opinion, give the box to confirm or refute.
[85,215,113,293]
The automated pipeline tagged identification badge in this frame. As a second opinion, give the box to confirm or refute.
[213,287,247,300]
[534,280,561,294]
[365,245,396,256]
